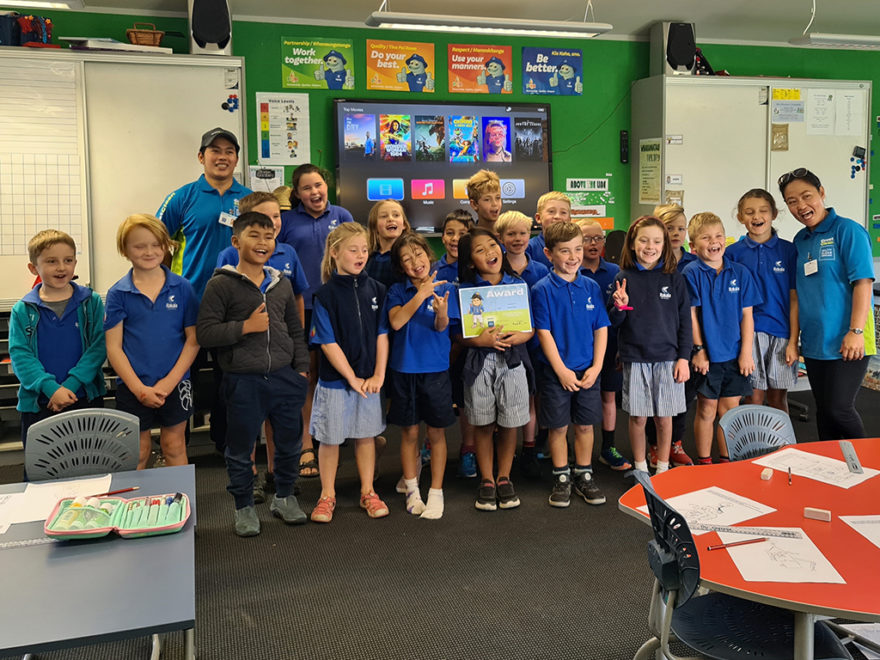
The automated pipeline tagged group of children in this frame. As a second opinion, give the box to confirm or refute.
[10,160,800,536]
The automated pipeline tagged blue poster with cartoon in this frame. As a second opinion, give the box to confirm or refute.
[521,47,583,96]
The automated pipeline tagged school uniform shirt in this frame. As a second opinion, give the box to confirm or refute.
[433,254,459,285]
[683,258,762,363]
[278,202,353,309]
[216,242,309,295]
[608,264,692,363]
[104,266,199,387]
[385,280,461,373]
[676,250,698,272]
[726,233,796,339]
[9,282,107,413]
[581,258,619,304]
[366,250,396,289]
[525,233,551,269]
[531,271,610,371]
[156,174,252,299]
[793,207,876,360]
[516,257,550,289]
[310,272,389,388]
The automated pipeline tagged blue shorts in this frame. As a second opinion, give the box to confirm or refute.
[537,362,602,429]
[387,369,456,429]
[115,379,193,431]
[697,359,753,400]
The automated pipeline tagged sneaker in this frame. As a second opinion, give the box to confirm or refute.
[458,451,477,478]
[574,472,606,505]
[549,473,572,508]
[270,495,307,525]
[670,441,694,467]
[599,447,633,472]
[360,491,390,518]
[648,444,659,469]
[475,479,497,511]
[233,505,260,537]
[495,477,521,509]
[519,447,542,480]
[252,474,266,504]
[263,471,276,493]
[310,496,336,523]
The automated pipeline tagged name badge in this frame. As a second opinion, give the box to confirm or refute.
[804,259,818,276]
[218,212,236,227]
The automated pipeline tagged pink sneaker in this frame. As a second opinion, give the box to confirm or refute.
[670,441,694,467]
[360,491,390,519]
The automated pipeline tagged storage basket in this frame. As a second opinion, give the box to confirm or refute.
[126,22,163,46]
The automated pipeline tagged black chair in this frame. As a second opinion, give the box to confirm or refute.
[632,470,852,660]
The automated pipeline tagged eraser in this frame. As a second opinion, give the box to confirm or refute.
[804,507,832,522]
[760,467,773,480]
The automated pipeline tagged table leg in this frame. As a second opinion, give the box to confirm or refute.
[185,627,195,660]
[793,611,815,660]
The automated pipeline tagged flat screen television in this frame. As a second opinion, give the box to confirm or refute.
[333,98,552,231]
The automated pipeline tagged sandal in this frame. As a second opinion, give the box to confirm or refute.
[310,495,336,523]
[360,491,390,519]
[299,447,319,478]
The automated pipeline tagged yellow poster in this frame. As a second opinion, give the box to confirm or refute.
[367,39,435,93]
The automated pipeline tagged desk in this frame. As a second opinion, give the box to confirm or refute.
[0,465,196,659]
[619,438,880,660]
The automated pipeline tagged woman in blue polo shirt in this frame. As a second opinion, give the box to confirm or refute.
[778,168,875,440]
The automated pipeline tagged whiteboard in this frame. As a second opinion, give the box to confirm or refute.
[0,50,246,308]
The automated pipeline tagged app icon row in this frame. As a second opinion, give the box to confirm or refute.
[366,178,526,202]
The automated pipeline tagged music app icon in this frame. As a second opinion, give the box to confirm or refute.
[411,179,446,200]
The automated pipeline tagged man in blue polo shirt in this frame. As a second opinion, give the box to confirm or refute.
[157,127,252,300]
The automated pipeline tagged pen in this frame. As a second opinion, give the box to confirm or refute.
[788,467,792,486]
[89,486,140,498]
[707,537,767,551]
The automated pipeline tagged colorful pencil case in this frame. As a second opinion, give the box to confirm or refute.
[44,493,190,539]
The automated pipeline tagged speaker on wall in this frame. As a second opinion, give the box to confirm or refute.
[650,21,696,76]
[188,0,232,55]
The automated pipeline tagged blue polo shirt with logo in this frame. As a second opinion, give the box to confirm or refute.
[726,233,796,338]
[104,266,199,386]
[525,233,551,269]
[385,280,461,373]
[278,202,353,309]
[683,258,762,363]
[676,250,698,272]
[532,271,610,371]
[216,242,309,296]
[433,254,459,285]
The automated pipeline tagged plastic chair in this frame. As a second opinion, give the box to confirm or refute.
[718,404,797,462]
[631,470,852,660]
[25,408,139,481]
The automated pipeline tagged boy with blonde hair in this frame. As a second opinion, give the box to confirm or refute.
[527,191,571,269]
[466,169,502,232]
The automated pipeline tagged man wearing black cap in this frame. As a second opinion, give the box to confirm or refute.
[157,127,252,299]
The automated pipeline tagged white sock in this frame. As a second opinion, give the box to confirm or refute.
[420,488,444,520]
[655,461,670,473]
[405,479,425,515]
[634,460,649,472]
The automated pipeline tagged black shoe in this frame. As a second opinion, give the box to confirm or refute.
[475,479,497,511]
[549,473,571,508]
[252,474,266,504]
[519,448,542,480]
[496,477,521,509]
[574,472,606,505]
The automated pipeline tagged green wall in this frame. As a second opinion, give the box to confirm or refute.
[7,8,880,250]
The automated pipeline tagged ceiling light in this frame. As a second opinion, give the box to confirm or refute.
[2,0,84,8]
[365,11,612,39]
[790,33,880,49]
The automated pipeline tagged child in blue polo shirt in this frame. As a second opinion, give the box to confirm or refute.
[683,212,762,464]
[457,227,534,511]
[532,222,610,508]
[385,233,460,519]
[525,191,571,269]
[105,215,199,470]
[726,189,799,413]
[10,230,107,479]
[434,209,473,285]
[366,200,410,288]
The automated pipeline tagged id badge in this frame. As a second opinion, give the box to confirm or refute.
[804,259,818,276]
[218,211,236,227]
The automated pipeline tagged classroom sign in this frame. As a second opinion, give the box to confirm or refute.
[458,283,533,339]
[521,47,583,96]
[448,44,513,94]
[367,39,435,93]
[281,37,354,90]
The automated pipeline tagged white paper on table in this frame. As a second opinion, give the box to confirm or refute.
[837,623,880,659]
[753,447,878,489]
[0,493,23,532]
[637,486,775,534]
[717,527,844,584]
[8,475,112,524]
[840,515,880,550]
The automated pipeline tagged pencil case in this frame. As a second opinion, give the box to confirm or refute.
[44,493,190,540]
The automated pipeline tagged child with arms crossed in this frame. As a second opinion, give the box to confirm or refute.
[105,215,199,470]
[609,216,692,474]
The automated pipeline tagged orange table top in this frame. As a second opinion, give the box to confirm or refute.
[618,438,880,620]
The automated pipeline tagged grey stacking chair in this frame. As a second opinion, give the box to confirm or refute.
[718,404,796,461]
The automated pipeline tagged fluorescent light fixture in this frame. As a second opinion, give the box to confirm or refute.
[365,11,612,39]
[790,32,880,49]
[2,0,84,8]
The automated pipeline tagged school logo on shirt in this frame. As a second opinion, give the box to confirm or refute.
[329,218,339,230]
[371,296,378,311]
[659,285,671,300]
[773,260,786,273]
[165,294,178,310]
[426,300,434,313]
[728,278,740,293]
[585,296,595,311]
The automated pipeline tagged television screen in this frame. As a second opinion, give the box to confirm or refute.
[334,98,552,231]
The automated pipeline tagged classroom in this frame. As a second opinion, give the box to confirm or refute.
[1,1,879,658]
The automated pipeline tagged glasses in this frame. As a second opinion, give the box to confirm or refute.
[777,168,810,188]
[584,235,605,244]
